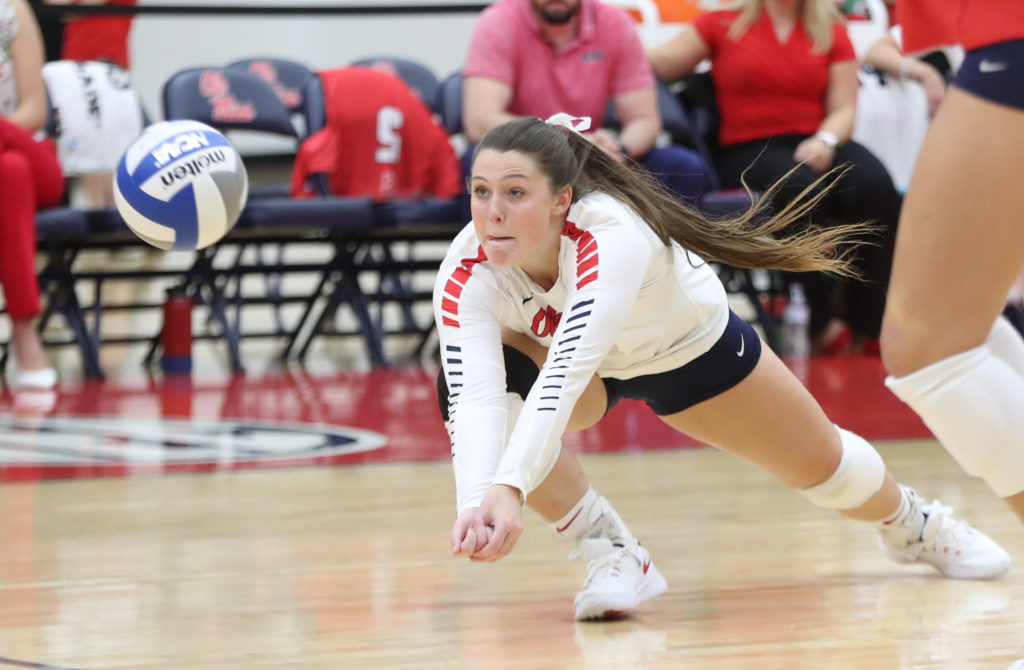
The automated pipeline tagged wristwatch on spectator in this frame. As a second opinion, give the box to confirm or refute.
[814,130,840,151]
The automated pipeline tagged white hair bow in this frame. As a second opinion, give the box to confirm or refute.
[545,113,592,134]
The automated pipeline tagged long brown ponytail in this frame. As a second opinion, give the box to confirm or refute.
[475,117,870,277]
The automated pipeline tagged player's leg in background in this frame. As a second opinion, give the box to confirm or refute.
[881,83,1024,523]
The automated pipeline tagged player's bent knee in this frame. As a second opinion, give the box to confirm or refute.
[886,346,1024,497]
[799,427,886,510]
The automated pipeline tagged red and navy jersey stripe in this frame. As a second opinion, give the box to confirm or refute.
[439,247,487,328]
[563,219,599,290]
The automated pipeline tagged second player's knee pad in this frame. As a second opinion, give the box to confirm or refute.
[887,345,1024,497]
[800,426,886,510]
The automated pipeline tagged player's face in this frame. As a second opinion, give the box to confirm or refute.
[470,149,571,281]
[530,0,581,25]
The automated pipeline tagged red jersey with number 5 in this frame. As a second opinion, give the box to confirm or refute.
[291,66,462,200]
[898,0,1024,53]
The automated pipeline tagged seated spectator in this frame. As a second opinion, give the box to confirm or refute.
[649,0,903,355]
[462,0,709,205]
[1,0,65,388]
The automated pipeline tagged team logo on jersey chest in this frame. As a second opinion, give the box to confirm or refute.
[531,306,562,337]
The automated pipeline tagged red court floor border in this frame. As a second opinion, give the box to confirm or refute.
[0,355,930,482]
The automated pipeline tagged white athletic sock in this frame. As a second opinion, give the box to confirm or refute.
[551,486,635,547]
[875,485,926,547]
[886,345,1024,497]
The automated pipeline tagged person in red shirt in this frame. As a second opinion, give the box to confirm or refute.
[649,0,903,355]
[43,0,134,70]
[879,0,1024,529]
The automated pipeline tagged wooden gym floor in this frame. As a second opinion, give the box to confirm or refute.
[0,349,1021,670]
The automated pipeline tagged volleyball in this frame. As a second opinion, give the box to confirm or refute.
[113,120,248,250]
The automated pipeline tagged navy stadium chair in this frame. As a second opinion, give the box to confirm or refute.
[279,61,462,361]
[161,66,392,367]
[435,70,464,136]
[162,66,299,139]
[10,207,106,381]
[162,64,298,361]
[224,58,324,139]
[349,57,441,112]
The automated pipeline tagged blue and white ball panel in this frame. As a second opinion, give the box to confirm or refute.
[112,182,177,249]
[114,120,247,250]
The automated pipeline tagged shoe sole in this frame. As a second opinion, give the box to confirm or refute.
[937,557,1011,580]
[878,536,1012,580]
[574,563,668,621]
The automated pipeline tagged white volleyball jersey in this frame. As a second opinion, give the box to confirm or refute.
[434,192,730,511]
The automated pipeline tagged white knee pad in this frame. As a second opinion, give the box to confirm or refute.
[987,315,1024,378]
[886,345,1024,497]
[800,427,886,510]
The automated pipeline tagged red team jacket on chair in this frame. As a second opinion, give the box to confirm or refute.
[290,66,462,201]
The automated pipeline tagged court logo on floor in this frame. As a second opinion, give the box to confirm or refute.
[0,416,387,479]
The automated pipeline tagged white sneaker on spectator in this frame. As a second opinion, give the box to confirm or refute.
[14,366,57,390]
[878,499,1011,579]
[570,538,667,621]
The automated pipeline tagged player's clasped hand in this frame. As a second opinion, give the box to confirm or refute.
[451,508,488,556]
[451,484,525,563]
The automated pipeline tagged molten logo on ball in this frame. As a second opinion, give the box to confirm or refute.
[157,149,228,189]
[114,120,249,250]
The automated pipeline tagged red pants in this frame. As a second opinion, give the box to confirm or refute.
[0,118,64,319]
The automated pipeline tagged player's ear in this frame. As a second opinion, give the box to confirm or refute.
[552,185,572,217]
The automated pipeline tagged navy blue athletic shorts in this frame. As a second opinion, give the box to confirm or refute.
[436,310,762,420]
[602,310,761,416]
[955,39,1024,111]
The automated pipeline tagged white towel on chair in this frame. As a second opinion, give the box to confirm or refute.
[42,60,146,175]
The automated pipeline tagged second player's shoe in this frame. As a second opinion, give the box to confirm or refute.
[878,498,1011,579]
